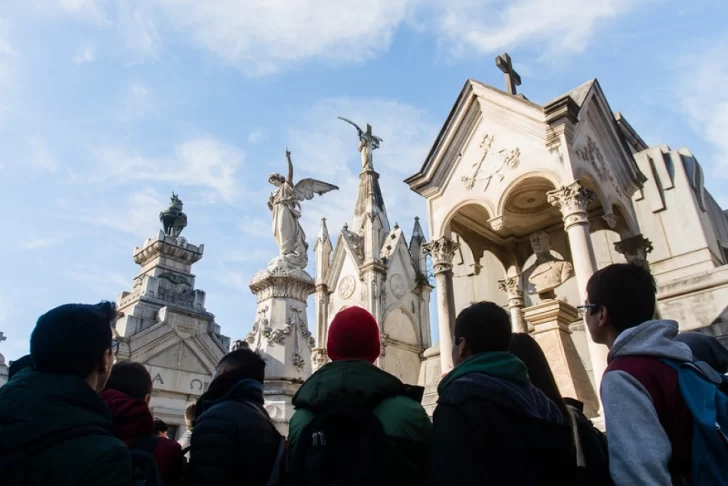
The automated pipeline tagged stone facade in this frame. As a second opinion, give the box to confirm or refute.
[405,63,728,418]
[314,155,432,387]
[114,204,230,439]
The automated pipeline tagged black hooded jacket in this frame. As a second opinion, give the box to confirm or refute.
[188,371,281,486]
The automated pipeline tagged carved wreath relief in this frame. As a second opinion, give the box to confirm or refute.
[576,136,622,196]
[390,274,407,299]
[338,275,356,299]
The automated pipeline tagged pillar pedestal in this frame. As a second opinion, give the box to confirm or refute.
[424,236,459,375]
[524,300,599,418]
[246,261,316,435]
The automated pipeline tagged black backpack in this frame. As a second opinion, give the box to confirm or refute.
[129,435,164,486]
[0,426,110,485]
[289,402,391,486]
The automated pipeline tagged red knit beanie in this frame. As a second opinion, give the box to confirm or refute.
[327,306,380,363]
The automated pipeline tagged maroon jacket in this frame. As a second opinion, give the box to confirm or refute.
[602,319,694,485]
[101,388,184,486]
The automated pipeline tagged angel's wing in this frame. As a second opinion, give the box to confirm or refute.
[337,116,363,135]
[293,178,339,201]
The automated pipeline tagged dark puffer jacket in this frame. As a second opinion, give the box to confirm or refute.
[0,368,132,486]
[430,353,574,485]
[188,373,281,486]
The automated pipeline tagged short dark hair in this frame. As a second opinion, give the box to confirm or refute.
[509,333,569,420]
[216,347,266,384]
[31,301,116,378]
[154,418,168,434]
[8,355,34,380]
[454,301,512,354]
[104,360,152,399]
[586,263,657,333]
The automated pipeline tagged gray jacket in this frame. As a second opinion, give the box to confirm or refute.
[601,319,693,485]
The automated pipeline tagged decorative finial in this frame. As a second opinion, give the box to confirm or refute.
[337,117,383,172]
[160,193,188,237]
[394,222,399,229]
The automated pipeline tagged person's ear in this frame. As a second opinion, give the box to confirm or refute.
[599,306,609,328]
[99,349,113,373]
[144,393,151,404]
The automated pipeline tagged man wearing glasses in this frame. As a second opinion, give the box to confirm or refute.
[579,263,694,485]
[0,301,133,485]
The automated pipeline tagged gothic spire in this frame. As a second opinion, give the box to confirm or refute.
[314,217,330,249]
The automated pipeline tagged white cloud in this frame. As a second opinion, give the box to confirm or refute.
[674,39,728,177]
[153,0,413,75]
[247,129,263,144]
[121,80,152,121]
[428,0,651,60]
[84,137,244,202]
[71,43,96,65]
[20,236,71,250]
[57,189,166,238]
[26,136,58,173]
[286,97,438,246]
[214,270,250,293]
[65,265,130,295]
[117,2,161,59]
[58,0,110,26]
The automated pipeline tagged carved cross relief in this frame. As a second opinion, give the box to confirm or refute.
[461,133,520,191]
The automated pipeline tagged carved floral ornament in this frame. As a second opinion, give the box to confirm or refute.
[497,276,524,302]
[547,181,596,227]
[576,136,623,197]
[423,236,460,274]
[338,275,356,299]
[461,133,521,191]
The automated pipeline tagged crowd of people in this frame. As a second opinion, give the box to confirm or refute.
[1,262,727,485]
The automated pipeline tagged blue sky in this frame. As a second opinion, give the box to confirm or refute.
[1,0,726,362]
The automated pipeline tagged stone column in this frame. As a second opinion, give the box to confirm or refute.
[424,236,459,374]
[614,234,654,269]
[547,181,608,397]
[498,276,527,333]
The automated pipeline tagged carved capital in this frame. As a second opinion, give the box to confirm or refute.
[498,276,524,306]
[423,236,460,275]
[547,181,595,228]
[614,234,654,269]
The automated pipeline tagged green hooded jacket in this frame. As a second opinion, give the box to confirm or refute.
[0,368,132,486]
[289,360,431,485]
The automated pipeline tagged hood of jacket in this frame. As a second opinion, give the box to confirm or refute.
[99,388,154,444]
[195,370,266,419]
[608,319,693,363]
[0,368,113,452]
[438,351,529,394]
[292,359,405,409]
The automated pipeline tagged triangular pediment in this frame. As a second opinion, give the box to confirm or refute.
[405,79,545,198]
[326,231,362,288]
[146,341,211,375]
[570,80,647,198]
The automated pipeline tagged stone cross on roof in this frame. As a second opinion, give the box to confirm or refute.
[495,52,521,95]
[0,332,5,345]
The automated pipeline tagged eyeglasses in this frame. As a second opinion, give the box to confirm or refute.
[576,304,597,317]
[111,339,120,356]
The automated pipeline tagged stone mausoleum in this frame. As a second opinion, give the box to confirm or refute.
[113,195,231,439]
[406,54,728,418]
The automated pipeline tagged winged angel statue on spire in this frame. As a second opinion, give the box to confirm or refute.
[267,150,338,269]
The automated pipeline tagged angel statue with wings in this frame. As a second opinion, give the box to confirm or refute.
[267,149,338,269]
[338,117,383,171]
